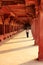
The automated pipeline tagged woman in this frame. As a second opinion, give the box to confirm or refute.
[26,28,29,38]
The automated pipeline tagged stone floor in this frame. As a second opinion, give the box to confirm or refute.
[0,30,43,65]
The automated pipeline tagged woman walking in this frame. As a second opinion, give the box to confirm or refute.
[26,28,29,38]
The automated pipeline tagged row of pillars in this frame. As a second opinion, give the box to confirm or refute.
[0,15,23,35]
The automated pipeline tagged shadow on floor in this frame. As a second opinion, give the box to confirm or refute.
[4,39,34,44]
[0,45,35,54]
[19,60,43,65]
[13,37,26,39]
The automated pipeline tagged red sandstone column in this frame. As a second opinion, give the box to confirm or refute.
[38,11,43,60]
[35,18,40,45]
[38,0,43,60]
[3,21,5,35]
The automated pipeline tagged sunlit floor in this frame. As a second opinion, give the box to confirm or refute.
[0,30,43,65]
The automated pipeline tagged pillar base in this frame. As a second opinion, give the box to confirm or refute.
[38,47,43,61]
